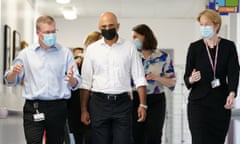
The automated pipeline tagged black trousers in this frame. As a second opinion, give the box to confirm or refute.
[89,92,132,144]
[132,92,166,144]
[23,99,67,144]
[187,90,231,144]
[67,89,91,144]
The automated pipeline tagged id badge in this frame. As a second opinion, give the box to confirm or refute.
[33,113,45,122]
[211,78,221,88]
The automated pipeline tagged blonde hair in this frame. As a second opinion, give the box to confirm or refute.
[197,9,222,33]
[36,15,55,31]
[84,31,102,47]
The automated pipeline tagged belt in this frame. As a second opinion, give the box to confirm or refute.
[91,91,129,101]
[133,91,165,96]
[25,99,67,105]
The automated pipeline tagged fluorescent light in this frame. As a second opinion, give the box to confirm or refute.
[62,6,77,20]
[56,0,70,4]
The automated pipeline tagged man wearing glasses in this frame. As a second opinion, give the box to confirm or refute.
[4,15,82,144]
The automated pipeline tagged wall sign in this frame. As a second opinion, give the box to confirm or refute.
[208,0,239,15]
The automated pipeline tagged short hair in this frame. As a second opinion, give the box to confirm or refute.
[21,40,28,49]
[73,47,84,53]
[197,9,222,33]
[72,47,84,59]
[36,16,55,31]
[84,31,102,47]
[132,24,158,50]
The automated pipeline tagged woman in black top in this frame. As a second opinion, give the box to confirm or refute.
[184,9,239,144]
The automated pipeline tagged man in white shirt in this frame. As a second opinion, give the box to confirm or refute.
[80,12,147,144]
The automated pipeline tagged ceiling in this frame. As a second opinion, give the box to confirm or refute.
[32,0,207,19]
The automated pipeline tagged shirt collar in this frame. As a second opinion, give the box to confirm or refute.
[33,42,59,51]
[100,36,123,46]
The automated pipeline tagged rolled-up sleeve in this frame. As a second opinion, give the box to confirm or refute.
[131,46,147,88]
[4,58,24,86]
[80,48,93,90]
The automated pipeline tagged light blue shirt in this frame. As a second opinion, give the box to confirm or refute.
[4,43,82,100]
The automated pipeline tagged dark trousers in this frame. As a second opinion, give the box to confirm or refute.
[89,92,132,144]
[23,99,67,144]
[70,130,91,144]
[132,92,166,144]
[187,91,231,144]
[67,89,91,144]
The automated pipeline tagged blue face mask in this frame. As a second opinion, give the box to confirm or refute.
[200,26,214,39]
[134,39,142,51]
[43,33,56,47]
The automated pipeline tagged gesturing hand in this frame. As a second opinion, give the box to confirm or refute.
[12,64,24,74]
[65,65,77,87]
[65,65,74,81]
[189,69,201,84]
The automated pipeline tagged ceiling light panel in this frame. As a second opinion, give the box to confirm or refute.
[62,6,78,20]
[56,0,71,4]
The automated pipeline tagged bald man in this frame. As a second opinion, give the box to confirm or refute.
[80,12,147,144]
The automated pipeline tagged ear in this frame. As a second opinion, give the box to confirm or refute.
[214,24,220,33]
[36,30,41,36]
[37,31,44,41]
[116,23,120,31]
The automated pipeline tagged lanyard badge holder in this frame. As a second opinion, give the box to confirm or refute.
[205,40,221,88]
[33,102,45,122]
[211,78,220,88]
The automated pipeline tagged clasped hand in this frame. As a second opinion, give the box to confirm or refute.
[189,69,201,84]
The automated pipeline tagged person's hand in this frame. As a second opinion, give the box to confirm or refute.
[137,107,147,122]
[65,65,78,87]
[65,65,74,81]
[224,92,235,109]
[146,73,157,81]
[12,64,23,74]
[189,69,201,84]
[6,64,23,83]
[81,110,91,125]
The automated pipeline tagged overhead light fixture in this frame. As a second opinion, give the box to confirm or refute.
[56,0,70,4]
[62,6,78,20]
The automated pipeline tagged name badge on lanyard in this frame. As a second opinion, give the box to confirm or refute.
[33,102,45,122]
[211,78,220,88]
[205,39,221,89]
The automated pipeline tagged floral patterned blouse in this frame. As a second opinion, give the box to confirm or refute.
[140,49,176,94]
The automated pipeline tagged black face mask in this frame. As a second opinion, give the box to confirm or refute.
[101,28,117,40]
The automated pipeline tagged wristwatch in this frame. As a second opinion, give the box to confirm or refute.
[139,104,148,109]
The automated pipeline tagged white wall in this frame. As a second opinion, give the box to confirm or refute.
[233,12,240,144]
[0,2,37,143]
[1,0,35,44]
[55,14,233,66]
[55,17,198,66]
[0,0,35,110]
